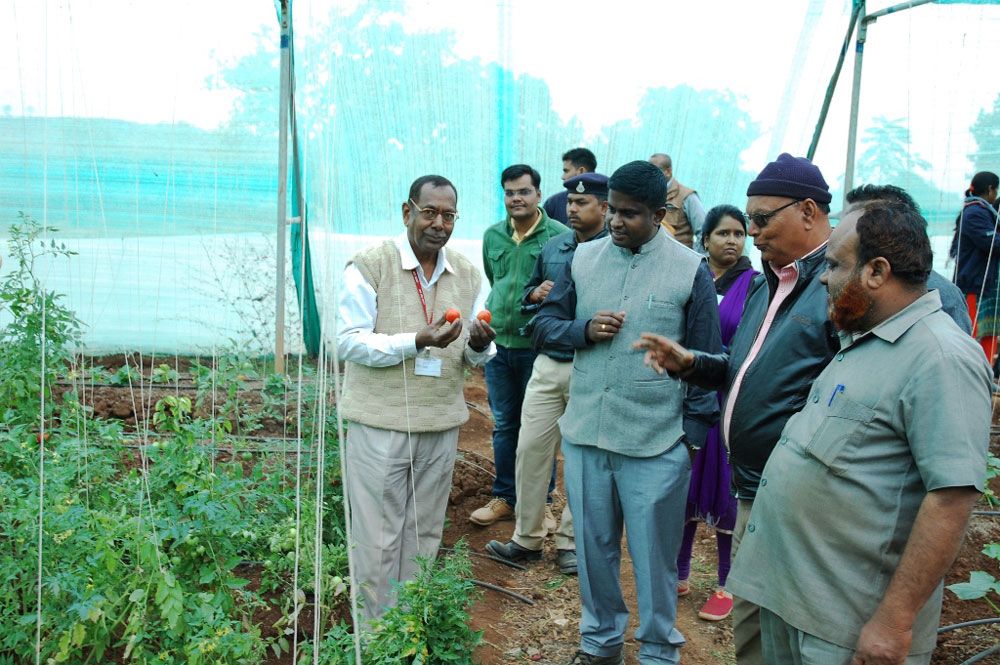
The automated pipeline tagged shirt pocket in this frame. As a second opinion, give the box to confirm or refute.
[804,395,875,476]
[487,248,509,280]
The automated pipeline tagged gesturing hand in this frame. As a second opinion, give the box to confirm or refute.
[531,280,555,304]
[468,318,496,352]
[586,310,626,343]
[415,315,464,350]
[631,333,695,375]
[850,618,912,665]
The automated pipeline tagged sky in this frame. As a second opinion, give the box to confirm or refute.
[2,0,998,192]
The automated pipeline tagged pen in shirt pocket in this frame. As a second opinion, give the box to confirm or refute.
[827,384,845,407]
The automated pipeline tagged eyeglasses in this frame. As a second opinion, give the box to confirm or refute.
[409,198,458,223]
[744,199,801,229]
[503,188,536,198]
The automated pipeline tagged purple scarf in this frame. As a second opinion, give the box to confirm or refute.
[685,266,758,528]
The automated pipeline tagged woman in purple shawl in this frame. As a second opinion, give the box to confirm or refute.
[676,205,758,622]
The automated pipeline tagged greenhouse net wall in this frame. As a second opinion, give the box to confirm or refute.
[1,0,999,663]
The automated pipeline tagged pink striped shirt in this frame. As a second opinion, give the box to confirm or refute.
[721,242,828,445]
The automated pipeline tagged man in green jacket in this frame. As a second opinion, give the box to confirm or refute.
[471,164,566,525]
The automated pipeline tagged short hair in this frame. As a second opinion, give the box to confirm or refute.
[562,148,597,172]
[608,160,668,210]
[969,171,999,197]
[855,203,932,287]
[408,175,457,204]
[650,153,672,169]
[845,184,919,212]
[501,164,541,189]
[701,204,747,248]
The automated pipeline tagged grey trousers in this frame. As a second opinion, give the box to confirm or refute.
[733,499,763,665]
[344,423,458,620]
[759,608,932,665]
[563,439,690,665]
[513,354,574,551]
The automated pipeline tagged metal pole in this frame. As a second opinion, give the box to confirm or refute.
[274,0,291,374]
[807,0,862,160]
[843,1,867,208]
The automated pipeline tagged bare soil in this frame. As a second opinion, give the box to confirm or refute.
[60,357,1000,664]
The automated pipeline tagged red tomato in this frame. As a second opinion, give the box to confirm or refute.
[476,310,492,324]
[444,308,461,323]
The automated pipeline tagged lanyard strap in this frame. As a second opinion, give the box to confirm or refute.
[412,269,432,325]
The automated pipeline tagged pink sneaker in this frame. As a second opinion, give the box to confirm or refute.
[698,590,733,621]
[677,579,691,597]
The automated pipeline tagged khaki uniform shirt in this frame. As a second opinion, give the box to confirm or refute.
[727,290,991,654]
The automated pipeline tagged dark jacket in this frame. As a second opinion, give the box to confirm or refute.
[542,190,571,225]
[521,228,609,361]
[954,197,1000,296]
[683,246,840,499]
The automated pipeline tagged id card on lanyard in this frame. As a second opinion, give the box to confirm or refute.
[412,269,443,377]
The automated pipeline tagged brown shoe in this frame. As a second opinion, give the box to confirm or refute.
[470,497,513,526]
[544,505,557,534]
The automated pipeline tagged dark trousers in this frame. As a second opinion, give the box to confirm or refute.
[484,345,548,505]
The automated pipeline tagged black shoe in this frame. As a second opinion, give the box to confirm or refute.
[484,539,542,564]
[566,649,624,665]
[556,549,578,575]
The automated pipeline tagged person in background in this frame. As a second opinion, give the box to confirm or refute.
[473,164,566,526]
[844,184,971,333]
[648,153,706,248]
[950,171,1000,365]
[675,205,758,623]
[544,148,598,225]
[336,175,496,619]
[534,160,721,665]
[486,172,611,576]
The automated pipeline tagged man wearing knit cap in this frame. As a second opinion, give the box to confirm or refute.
[634,153,839,665]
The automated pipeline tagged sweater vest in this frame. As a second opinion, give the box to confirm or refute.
[663,179,696,248]
[559,231,701,457]
[340,240,481,432]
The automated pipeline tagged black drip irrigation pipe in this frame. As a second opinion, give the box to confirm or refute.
[972,511,1000,516]
[961,643,1000,665]
[939,617,1000,633]
[439,546,526,571]
[470,579,534,605]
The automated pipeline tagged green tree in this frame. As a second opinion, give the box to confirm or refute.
[970,93,1000,173]
[857,116,931,184]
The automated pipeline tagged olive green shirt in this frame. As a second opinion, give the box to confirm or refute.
[727,290,992,654]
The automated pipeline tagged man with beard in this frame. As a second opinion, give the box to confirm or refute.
[632,153,839,665]
[486,172,610,575]
[721,202,991,664]
[844,184,971,333]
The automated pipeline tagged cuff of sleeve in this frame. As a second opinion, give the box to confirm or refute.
[571,320,591,348]
[401,333,419,358]
[683,417,710,451]
[465,341,496,367]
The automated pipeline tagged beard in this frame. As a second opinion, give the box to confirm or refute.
[829,276,873,332]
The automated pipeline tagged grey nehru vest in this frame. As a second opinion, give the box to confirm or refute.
[559,229,702,457]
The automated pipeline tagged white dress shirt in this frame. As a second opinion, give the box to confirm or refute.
[336,233,496,367]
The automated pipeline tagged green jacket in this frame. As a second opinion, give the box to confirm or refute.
[482,208,566,349]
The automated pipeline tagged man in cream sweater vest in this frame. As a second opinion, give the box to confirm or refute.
[336,175,496,620]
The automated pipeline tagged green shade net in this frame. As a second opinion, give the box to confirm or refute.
[1,0,999,353]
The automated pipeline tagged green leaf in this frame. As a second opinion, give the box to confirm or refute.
[982,542,1000,561]
[947,570,998,600]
